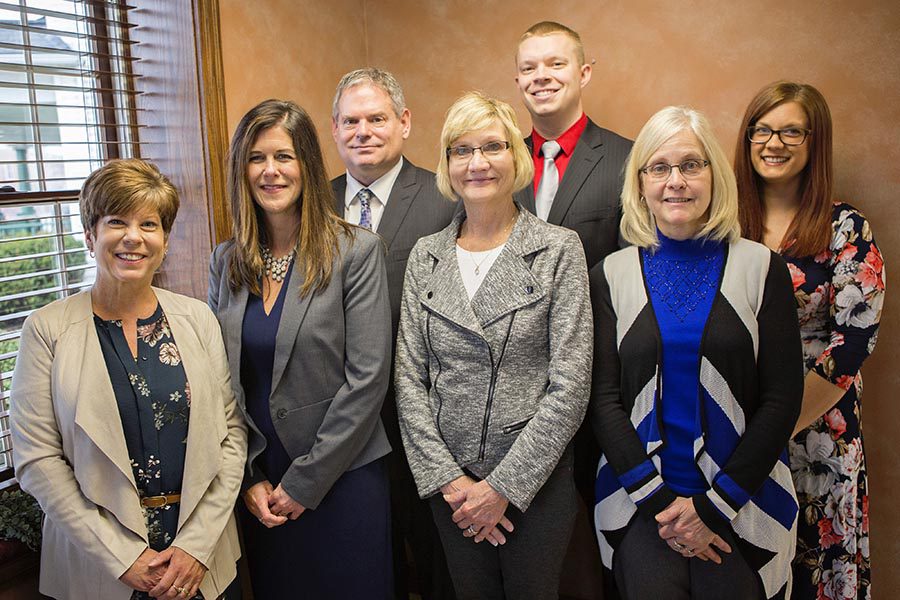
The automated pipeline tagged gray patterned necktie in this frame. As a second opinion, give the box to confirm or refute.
[535,140,561,221]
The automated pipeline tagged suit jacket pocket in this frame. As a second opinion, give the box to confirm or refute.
[275,396,334,458]
[501,415,534,435]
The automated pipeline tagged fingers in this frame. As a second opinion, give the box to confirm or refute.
[147,566,178,598]
[443,489,467,507]
[498,515,514,533]
[710,535,732,554]
[147,547,173,569]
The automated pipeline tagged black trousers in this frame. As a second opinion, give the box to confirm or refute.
[613,514,763,600]
[429,454,577,600]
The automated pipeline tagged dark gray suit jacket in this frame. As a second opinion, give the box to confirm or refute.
[514,119,632,270]
[332,158,457,339]
[208,229,392,509]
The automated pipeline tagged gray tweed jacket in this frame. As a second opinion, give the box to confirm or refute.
[395,206,592,511]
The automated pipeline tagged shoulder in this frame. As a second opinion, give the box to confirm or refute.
[525,211,582,251]
[23,291,90,335]
[338,226,385,266]
[601,245,641,277]
[585,119,633,151]
[211,239,236,267]
[831,201,872,235]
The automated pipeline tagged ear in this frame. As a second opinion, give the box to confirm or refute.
[331,117,340,142]
[84,229,94,252]
[400,108,411,140]
[580,62,592,88]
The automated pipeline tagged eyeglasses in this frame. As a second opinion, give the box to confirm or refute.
[446,141,510,161]
[639,159,710,180]
[747,126,810,146]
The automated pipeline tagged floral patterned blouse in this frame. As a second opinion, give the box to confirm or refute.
[785,203,884,600]
[95,304,202,600]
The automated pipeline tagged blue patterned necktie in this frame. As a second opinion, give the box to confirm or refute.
[356,188,374,230]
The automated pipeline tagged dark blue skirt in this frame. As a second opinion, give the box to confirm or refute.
[240,458,393,599]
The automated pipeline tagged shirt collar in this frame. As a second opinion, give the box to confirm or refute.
[530,113,588,158]
[344,156,404,208]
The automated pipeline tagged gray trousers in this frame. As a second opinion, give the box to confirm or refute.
[614,513,763,600]
[429,453,577,600]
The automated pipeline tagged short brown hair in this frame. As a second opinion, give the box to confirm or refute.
[80,158,179,236]
[519,21,585,65]
[734,81,832,257]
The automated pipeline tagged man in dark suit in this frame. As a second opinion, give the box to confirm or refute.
[514,21,632,271]
[331,68,457,600]
[514,21,632,598]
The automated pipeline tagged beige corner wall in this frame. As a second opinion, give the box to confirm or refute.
[220,0,900,595]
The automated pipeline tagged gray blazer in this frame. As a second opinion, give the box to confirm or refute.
[395,207,593,511]
[332,158,457,337]
[208,228,392,509]
[514,119,632,270]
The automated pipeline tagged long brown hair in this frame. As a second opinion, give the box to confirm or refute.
[734,81,832,256]
[226,99,353,297]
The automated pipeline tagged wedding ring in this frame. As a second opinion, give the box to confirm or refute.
[467,525,477,535]
[671,540,686,551]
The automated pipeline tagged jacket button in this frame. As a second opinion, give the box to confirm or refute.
[525,286,533,294]
[276,408,287,419]
[427,291,433,299]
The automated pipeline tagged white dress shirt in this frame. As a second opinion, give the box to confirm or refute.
[343,157,404,232]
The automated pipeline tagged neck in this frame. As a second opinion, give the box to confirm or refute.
[91,276,157,320]
[459,198,518,250]
[761,178,803,215]
[263,212,300,256]
[533,107,582,141]
[350,158,398,188]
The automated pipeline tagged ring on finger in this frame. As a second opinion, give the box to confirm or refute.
[671,540,686,552]
[467,525,477,535]
[685,547,695,555]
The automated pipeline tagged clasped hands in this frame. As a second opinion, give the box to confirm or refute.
[244,480,306,528]
[120,546,206,598]
[442,475,514,547]
[655,497,732,564]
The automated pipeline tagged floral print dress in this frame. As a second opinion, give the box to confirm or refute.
[785,203,884,600]
[95,304,202,600]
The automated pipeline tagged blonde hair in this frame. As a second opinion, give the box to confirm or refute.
[519,21,585,65]
[80,158,179,236]
[620,106,740,249]
[435,91,533,201]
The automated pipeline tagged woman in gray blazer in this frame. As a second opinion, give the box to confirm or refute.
[208,100,393,598]
[394,92,592,600]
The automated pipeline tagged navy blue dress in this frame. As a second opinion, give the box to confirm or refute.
[238,271,393,600]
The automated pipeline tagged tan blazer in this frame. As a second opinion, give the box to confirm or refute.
[10,288,247,600]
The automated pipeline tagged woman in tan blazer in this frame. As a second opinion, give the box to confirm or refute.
[11,159,247,600]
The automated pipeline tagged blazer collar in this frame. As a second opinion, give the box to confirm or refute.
[271,259,314,394]
[420,204,547,332]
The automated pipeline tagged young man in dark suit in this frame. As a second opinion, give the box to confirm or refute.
[514,21,632,598]
[331,68,457,600]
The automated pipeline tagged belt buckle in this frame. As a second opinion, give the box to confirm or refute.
[142,495,168,508]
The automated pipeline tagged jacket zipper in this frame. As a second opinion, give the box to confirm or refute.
[478,314,516,461]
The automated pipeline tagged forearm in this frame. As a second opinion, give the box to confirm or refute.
[794,370,848,435]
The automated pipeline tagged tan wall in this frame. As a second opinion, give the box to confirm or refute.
[220,0,900,594]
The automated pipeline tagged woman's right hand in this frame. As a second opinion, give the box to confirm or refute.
[441,476,514,546]
[243,480,288,528]
[120,547,164,591]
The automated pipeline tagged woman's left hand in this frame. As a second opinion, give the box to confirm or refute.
[451,480,509,543]
[269,484,306,520]
[655,497,732,562]
[146,546,207,599]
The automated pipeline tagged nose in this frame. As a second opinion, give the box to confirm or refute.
[467,149,490,170]
[123,222,143,243]
[666,166,687,187]
[533,63,549,80]
[355,119,371,138]
[764,132,786,150]
[262,158,278,177]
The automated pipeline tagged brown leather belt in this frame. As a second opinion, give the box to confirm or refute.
[140,493,181,508]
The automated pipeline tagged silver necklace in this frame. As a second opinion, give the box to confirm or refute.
[467,246,502,276]
[261,246,295,282]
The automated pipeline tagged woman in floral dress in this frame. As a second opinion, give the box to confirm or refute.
[734,81,885,599]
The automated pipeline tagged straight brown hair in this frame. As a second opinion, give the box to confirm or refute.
[734,81,833,257]
[226,99,353,297]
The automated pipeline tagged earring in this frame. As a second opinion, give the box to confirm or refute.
[640,195,646,203]
[89,249,95,258]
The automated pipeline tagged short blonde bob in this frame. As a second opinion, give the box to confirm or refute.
[620,106,740,249]
[435,91,533,202]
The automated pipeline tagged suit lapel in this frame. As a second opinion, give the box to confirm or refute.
[220,282,248,398]
[332,175,347,218]
[547,120,605,225]
[375,159,417,250]
[271,260,314,394]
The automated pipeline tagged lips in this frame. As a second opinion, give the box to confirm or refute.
[663,197,693,203]
[116,253,146,262]
[531,88,559,98]
[761,156,789,166]
[259,184,287,193]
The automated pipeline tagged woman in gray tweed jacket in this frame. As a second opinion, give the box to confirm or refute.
[394,92,592,600]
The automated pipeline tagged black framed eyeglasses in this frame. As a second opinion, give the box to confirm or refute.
[747,126,810,146]
[639,159,710,180]
[446,141,511,161]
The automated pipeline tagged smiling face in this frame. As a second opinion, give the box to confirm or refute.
[750,101,810,188]
[246,125,302,222]
[516,33,591,134]
[332,83,410,186]
[448,122,515,207]
[641,129,712,240]
[86,206,167,288]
